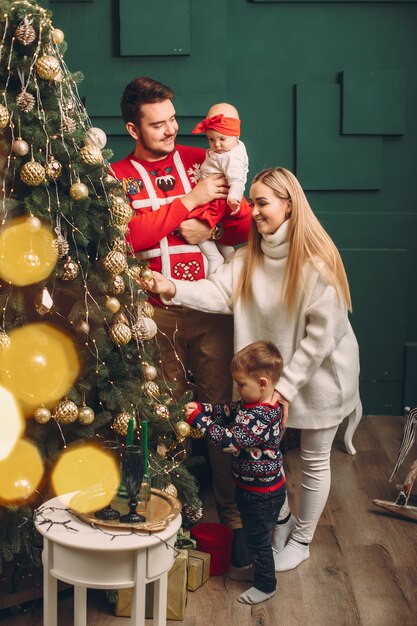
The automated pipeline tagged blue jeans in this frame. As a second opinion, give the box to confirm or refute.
[236,485,286,593]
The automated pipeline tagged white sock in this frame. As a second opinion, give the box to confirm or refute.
[271,513,297,553]
[237,586,276,605]
[274,538,309,572]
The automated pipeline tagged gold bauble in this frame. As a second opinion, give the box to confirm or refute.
[36,55,60,80]
[113,311,129,325]
[154,403,170,420]
[103,250,128,275]
[51,28,65,45]
[143,363,157,381]
[140,301,155,319]
[76,320,90,335]
[0,104,9,129]
[15,20,36,45]
[140,268,154,282]
[164,483,178,499]
[112,411,135,437]
[142,380,160,398]
[175,420,191,439]
[45,156,62,180]
[61,257,79,280]
[69,182,89,200]
[53,399,78,424]
[109,275,125,295]
[109,322,131,345]
[80,143,103,166]
[34,406,51,424]
[106,296,120,313]
[12,138,30,157]
[15,91,35,112]
[78,405,95,425]
[0,331,11,351]
[190,426,205,439]
[20,159,45,186]
[112,238,127,254]
[110,200,133,226]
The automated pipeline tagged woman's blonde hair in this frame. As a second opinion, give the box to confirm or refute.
[237,167,352,312]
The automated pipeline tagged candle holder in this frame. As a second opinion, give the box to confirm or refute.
[94,440,122,521]
[119,444,146,523]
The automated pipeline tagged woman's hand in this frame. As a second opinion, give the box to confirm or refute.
[139,271,176,298]
[273,390,289,429]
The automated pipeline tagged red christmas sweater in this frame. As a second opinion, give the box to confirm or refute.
[111,145,251,291]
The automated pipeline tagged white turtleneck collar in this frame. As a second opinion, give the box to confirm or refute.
[260,219,290,259]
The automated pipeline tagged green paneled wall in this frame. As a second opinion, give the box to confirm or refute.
[45,0,417,415]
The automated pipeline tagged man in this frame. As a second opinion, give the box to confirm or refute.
[111,77,251,568]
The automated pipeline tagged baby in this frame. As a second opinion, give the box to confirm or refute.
[191,102,249,273]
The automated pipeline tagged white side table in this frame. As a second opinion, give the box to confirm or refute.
[34,493,182,626]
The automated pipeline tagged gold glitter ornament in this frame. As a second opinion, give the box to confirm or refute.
[61,116,76,133]
[15,18,36,45]
[109,274,125,295]
[112,238,127,254]
[36,55,60,80]
[190,426,205,439]
[0,104,9,128]
[78,405,95,425]
[140,301,155,319]
[61,256,79,280]
[0,331,11,351]
[103,250,128,275]
[131,317,157,341]
[143,363,157,381]
[142,380,160,398]
[20,159,45,186]
[80,143,103,166]
[112,412,136,437]
[113,311,129,325]
[164,484,178,499]
[53,399,78,424]
[51,28,65,45]
[15,90,35,112]
[12,137,30,157]
[51,234,69,258]
[69,182,89,200]
[34,406,51,424]
[127,265,142,282]
[105,296,120,313]
[175,420,191,439]
[110,199,133,226]
[154,403,170,420]
[45,156,62,180]
[109,322,131,345]
[182,504,203,524]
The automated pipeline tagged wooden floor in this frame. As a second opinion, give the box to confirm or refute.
[1,415,416,626]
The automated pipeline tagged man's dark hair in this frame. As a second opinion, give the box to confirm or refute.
[120,77,175,125]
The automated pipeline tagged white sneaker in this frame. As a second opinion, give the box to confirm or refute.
[274,538,310,571]
[271,514,297,554]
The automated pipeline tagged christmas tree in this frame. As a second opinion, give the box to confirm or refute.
[0,0,201,575]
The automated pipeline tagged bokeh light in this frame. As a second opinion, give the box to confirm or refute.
[0,438,44,503]
[52,443,120,514]
[0,323,80,411]
[0,386,24,460]
[0,217,58,286]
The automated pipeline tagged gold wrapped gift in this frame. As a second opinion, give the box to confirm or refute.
[187,549,211,591]
[115,549,188,620]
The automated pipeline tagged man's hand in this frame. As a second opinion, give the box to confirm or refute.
[178,218,213,244]
[181,173,228,211]
[138,271,176,298]
[184,401,199,418]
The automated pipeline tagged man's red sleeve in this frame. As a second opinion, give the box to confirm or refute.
[126,199,189,252]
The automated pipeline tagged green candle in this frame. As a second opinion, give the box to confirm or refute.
[141,419,148,475]
[126,417,135,446]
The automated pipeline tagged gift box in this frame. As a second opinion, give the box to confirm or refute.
[187,549,211,591]
[114,549,188,620]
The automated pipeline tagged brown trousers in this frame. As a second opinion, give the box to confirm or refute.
[153,306,242,529]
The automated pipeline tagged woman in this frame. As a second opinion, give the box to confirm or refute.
[143,167,362,571]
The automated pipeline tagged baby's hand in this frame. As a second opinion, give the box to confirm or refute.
[184,402,198,418]
[227,197,241,216]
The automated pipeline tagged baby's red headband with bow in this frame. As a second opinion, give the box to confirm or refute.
[192,114,241,136]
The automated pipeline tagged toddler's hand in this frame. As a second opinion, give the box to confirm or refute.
[227,197,241,216]
[184,402,198,418]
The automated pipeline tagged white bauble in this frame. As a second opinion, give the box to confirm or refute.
[86,127,107,149]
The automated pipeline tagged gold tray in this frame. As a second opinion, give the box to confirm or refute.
[71,488,181,533]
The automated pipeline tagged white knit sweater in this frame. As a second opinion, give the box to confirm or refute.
[165,220,361,429]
